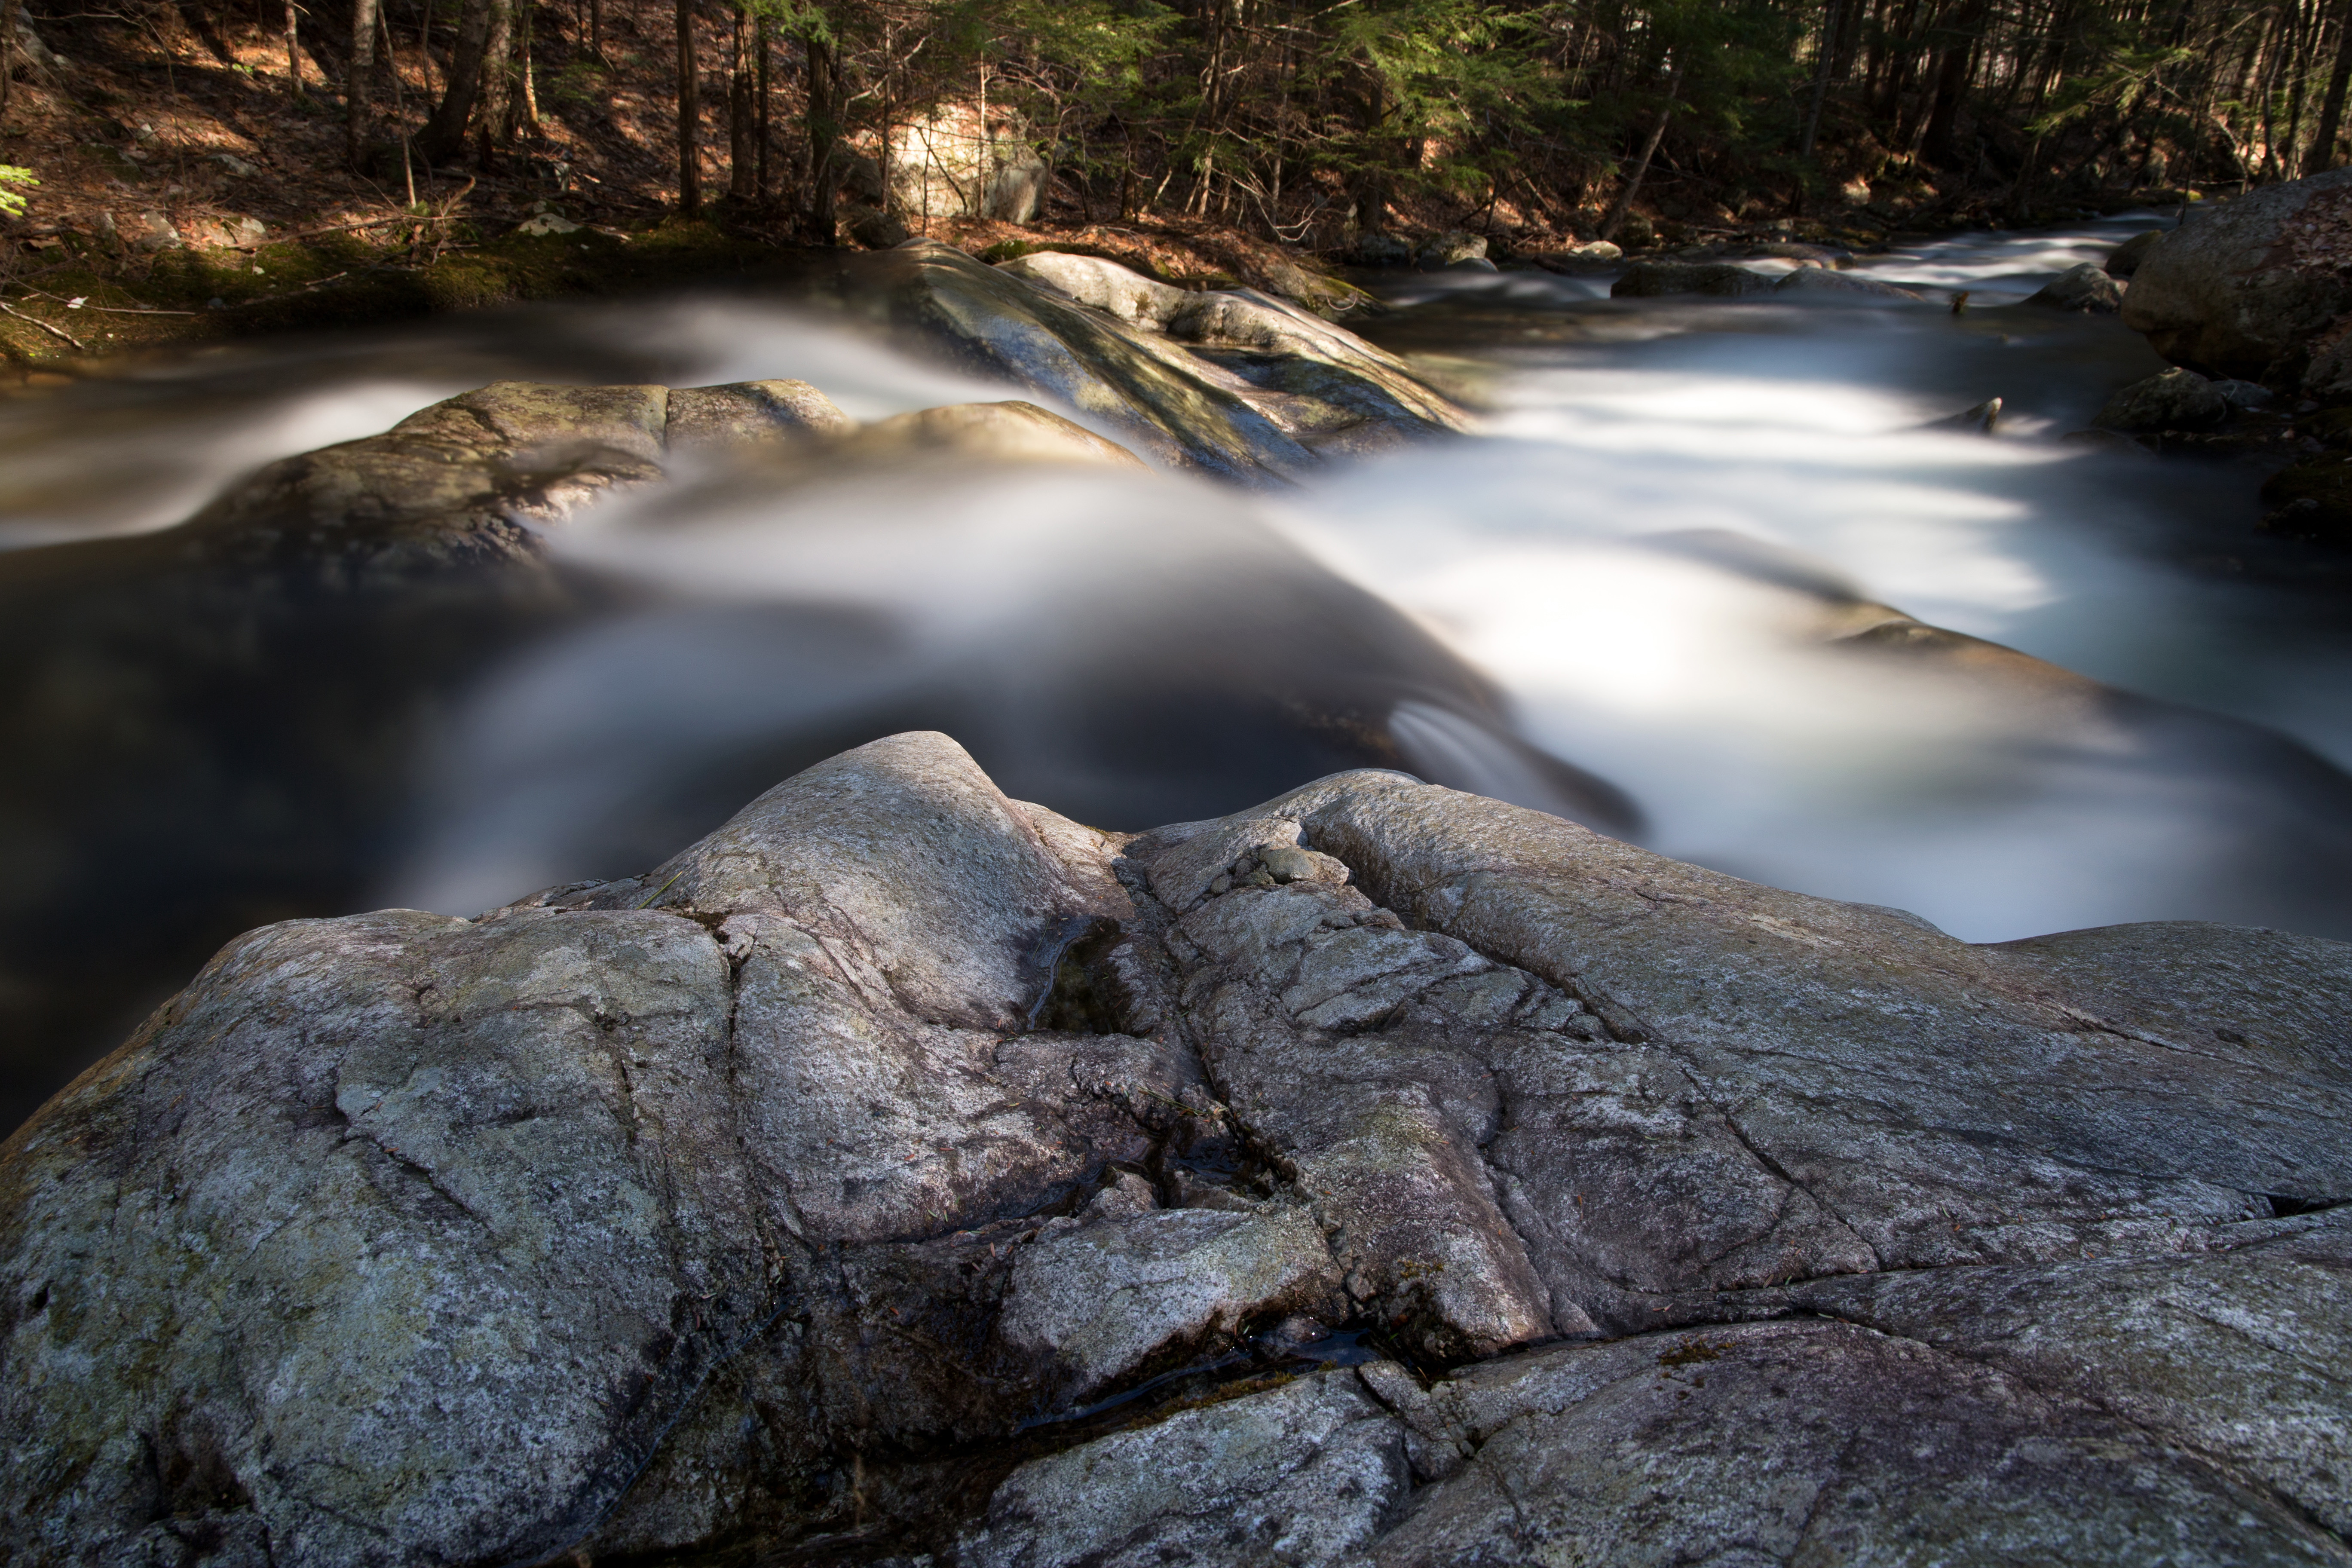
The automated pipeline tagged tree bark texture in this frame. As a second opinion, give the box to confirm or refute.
[347,0,378,166]
[677,0,700,215]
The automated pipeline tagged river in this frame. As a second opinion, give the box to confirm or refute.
[5,213,2348,1130]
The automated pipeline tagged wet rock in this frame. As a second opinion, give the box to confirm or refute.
[830,398,1149,470]
[1772,266,1925,301]
[2094,364,2230,431]
[2023,260,2126,312]
[995,251,1462,459]
[6,733,2350,1565]
[824,241,1463,481]
[1610,260,1776,298]
[1922,395,2002,433]
[1351,232,1415,267]
[2104,227,2165,276]
[2124,170,2352,380]
[662,377,855,453]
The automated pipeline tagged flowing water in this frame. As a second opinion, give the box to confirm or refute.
[6,212,2350,1129]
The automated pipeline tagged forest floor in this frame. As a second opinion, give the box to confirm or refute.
[0,0,2182,380]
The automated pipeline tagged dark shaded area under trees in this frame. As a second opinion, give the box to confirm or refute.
[5,0,2352,259]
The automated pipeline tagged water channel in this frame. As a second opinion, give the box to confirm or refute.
[5,212,2347,1129]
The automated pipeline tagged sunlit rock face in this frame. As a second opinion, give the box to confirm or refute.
[4,731,2346,1565]
[812,241,1467,479]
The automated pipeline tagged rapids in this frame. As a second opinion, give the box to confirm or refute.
[5,211,2349,1130]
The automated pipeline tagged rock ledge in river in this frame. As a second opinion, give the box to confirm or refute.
[3,732,2348,1565]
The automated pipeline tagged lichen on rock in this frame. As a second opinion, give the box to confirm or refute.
[3,731,2349,1565]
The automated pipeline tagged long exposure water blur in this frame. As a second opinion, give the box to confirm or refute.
[7,211,2350,1130]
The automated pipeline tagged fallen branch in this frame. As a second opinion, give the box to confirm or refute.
[18,288,197,315]
[0,299,86,349]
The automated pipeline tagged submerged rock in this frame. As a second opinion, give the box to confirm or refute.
[4,730,2347,1564]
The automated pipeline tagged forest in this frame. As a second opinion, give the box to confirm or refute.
[5,0,2350,260]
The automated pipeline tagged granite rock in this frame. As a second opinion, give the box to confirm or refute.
[5,734,2349,1565]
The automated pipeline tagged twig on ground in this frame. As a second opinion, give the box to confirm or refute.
[18,288,198,315]
[0,299,88,349]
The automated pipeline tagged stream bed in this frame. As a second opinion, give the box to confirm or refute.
[5,212,2348,1130]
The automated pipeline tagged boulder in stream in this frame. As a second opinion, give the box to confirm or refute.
[2123,170,2352,381]
[811,240,1465,481]
[2022,260,2125,313]
[4,730,2347,1565]
[2094,364,2230,431]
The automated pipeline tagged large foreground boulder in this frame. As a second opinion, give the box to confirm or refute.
[2123,169,2352,381]
[5,732,2347,1564]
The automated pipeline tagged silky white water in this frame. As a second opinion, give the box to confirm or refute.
[7,212,2348,961]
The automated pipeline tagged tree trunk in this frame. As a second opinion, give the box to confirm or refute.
[417,0,494,162]
[756,11,771,203]
[1802,0,1843,156]
[803,27,840,239]
[1920,1,1981,168]
[676,0,700,215]
[2315,0,2352,171]
[1,0,19,123]
[1601,55,1684,241]
[476,0,514,152]
[285,0,303,99]
[728,6,754,201]
[347,0,377,165]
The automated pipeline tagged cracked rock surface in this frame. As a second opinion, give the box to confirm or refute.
[3,731,2349,1565]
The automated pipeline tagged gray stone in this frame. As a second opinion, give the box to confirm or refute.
[1366,1321,2348,1566]
[998,1204,1342,1402]
[2104,227,2165,276]
[959,1372,1408,1568]
[2023,260,2126,312]
[2124,171,2352,378]
[2095,365,2230,430]
[1353,232,1415,266]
